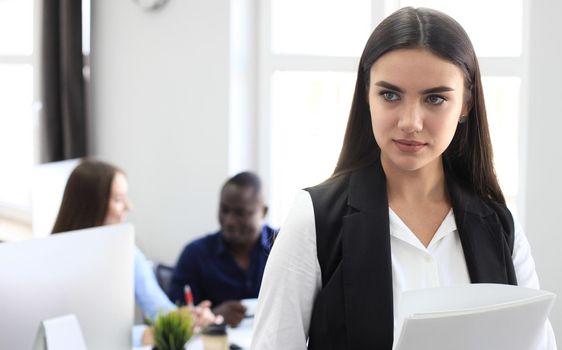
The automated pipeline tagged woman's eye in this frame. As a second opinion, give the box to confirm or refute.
[426,95,446,105]
[380,91,400,102]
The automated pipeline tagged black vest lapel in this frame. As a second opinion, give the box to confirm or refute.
[447,175,517,284]
[343,159,394,349]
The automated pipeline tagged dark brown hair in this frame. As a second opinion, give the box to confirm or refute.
[333,7,505,204]
[52,159,123,233]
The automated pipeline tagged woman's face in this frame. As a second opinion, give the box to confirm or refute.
[104,172,130,225]
[368,48,468,174]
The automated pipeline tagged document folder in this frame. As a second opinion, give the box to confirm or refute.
[393,284,555,350]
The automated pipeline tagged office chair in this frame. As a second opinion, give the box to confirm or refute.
[154,263,174,297]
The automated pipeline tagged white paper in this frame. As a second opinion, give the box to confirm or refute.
[32,314,88,350]
[228,317,254,349]
[393,284,556,350]
[241,298,258,318]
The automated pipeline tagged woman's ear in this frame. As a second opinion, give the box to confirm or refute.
[461,105,470,118]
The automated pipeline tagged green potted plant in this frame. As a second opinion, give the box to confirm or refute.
[148,308,194,350]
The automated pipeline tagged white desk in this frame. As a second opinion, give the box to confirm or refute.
[226,318,253,349]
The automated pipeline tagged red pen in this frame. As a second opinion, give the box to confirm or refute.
[184,284,194,307]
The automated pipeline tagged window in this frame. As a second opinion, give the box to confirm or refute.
[0,0,36,219]
[0,0,91,227]
[260,1,526,226]
[269,71,356,216]
[270,0,371,57]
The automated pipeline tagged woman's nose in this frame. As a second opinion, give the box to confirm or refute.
[398,102,423,133]
[125,198,132,211]
[223,212,239,228]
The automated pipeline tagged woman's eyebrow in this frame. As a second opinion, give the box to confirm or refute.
[421,86,456,94]
[375,80,456,94]
[374,80,403,92]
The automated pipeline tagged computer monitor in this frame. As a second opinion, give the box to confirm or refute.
[0,223,134,350]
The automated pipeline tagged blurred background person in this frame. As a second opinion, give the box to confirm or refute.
[170,171,275,327]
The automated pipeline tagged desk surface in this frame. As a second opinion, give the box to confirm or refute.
[227,318,253,349]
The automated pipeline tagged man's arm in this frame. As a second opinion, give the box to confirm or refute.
[170,244,204,305]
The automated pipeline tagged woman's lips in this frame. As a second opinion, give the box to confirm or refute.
[393,139,427,153]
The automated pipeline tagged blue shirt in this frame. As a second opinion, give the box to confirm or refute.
[169,225,275,306]
[132,246,176,346]
[134,246,176,320]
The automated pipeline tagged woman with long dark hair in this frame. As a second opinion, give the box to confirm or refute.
[52,160,129,233]
[251,7,555,350]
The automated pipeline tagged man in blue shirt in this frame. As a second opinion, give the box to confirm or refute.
[169,172,276,327]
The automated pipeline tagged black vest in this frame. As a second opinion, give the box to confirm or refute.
[305,159,517,350]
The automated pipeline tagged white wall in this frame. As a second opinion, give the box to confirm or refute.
[527,0,562,341]
[91,0,231,265]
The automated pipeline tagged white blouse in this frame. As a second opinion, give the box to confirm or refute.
[251,190,557,350]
